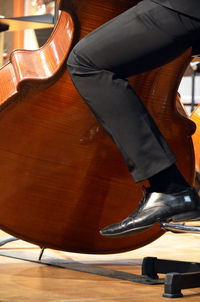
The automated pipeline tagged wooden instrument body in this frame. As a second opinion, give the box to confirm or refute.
[191,106,200,173]
[0,0,196,254]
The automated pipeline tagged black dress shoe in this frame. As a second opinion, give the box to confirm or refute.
[100,187,200,238]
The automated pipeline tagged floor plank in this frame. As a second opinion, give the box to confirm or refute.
[0,230,200,301]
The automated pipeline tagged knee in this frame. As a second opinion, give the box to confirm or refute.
[67,48,77,78]
[67,48,88,85]
[67,47,77,68]
[67,46,86,83]
[67,39,91,72]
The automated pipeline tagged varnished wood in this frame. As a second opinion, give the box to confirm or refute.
[0,9,74,105]
[0,0,196,254]
[191,105,200,173]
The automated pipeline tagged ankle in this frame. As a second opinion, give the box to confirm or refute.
[148,164,189,194]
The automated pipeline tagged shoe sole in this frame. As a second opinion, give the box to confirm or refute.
[167,210,200,222]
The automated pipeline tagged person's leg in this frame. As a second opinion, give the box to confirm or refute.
[67,0,200,236]
[67,0,200,183]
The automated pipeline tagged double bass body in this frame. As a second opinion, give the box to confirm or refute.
[0,0,195,254]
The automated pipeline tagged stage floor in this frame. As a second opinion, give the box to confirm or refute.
[0,229,200,301]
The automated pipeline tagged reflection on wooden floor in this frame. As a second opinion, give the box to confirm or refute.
[0,229,200,301]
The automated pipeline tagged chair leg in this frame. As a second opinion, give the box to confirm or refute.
[163,273,183,298]
[142,257,200,298]
[163,271,200,298]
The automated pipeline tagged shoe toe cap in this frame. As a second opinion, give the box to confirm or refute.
[100,217,133,236]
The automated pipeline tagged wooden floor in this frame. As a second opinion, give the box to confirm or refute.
[1,229,200,301]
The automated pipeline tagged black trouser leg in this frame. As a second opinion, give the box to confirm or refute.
[67,0,200,182]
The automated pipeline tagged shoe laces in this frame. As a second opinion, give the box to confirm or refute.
[129,186,151,217]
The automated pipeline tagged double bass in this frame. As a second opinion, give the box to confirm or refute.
[0,0,196,254]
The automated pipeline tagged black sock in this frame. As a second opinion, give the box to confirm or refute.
[148,164,190,194]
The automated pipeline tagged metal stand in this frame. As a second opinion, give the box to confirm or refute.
[142,257,200,298]
[190,61,200,113]
[0,235,18,247]
[191,66,196,113]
